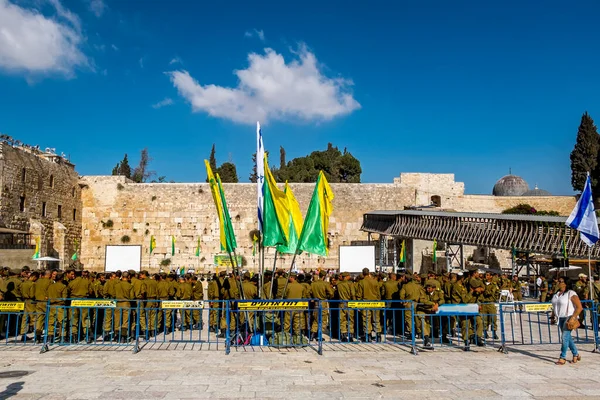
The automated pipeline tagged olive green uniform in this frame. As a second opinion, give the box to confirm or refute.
[34,277,51,337]
[47,280,68,339]
[356,276,383,335]
[207,278,221,330]
[451,281,483,342]
[284,280,307,338]
[191,280,204,328]
[337,279,356,339]
[539,279,549,302]
[131,277,147,331]
[67,277,91,336]
[418,289,444,338]
[310,279,334,334]
[177,281,193,328]
[19,279,35,335]
[480,281,499,335]
[114,280,134,338]
[220,277,240,332]
[103,278,117,333]
[241,281,257,331]
[399,280,425,337]
[144,278,158,333]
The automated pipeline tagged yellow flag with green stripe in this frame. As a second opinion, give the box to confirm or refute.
[297,171,333,256]
[277,182,303,254]
[262,154,289,247]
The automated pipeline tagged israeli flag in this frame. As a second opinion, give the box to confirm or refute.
[256,121,265,233]
[566,174,599,246]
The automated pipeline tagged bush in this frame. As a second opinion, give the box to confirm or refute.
[117,183,124,190]
[160,258,172,267]
[121,235,131,243]
[102,220,114,228]
[502,204,559,216]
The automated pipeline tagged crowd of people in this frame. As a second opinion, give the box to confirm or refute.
[1,265,599,351]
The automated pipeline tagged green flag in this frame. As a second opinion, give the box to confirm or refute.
[171,236,176,256]
[195,237,201,257]
[71,239,78,261]
[150,235,156,254]
[432,239,437,263]
[297,171,334,257]
[561,238,568,259]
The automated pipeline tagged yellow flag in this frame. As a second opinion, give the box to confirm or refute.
[262,154,290,247]
[205,160,227,251]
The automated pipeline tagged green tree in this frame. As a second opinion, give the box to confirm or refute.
[209,144,217,172]
[217,162,239,183]
[280,146,286,169]
[570,112,599,193]
[111,154,132,179]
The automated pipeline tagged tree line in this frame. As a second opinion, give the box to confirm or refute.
[112,144,362,184]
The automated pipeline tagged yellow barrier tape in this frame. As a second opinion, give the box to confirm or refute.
[348,301,385,309]
[71,300,116,308]
[161,301,204,309]
[524,304,553,312]
[0,302,24,312]
[237,301,308,310]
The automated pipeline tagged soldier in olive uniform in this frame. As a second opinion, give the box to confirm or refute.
[219,273,240,337]
[310,270,334,339]
[114,272,134,342]
[67,270,92,341]
[356,268,383,342]
[177,275,193,330]
[337,272,355,342]
[539,276,549,302]
[399,274,425,340]
[451,272,484,349]
[34,270,52,342]
[574,274,590,327]
[420,281,444,347]
[103,272,118,340]
[382,273,399,334]
[207,273,222,332]
[47,273,68,343]
[191,276,204,330]
[241,272,257,332]
[19,271,37,338]
[481,272,500,340]
[284,272,307,342]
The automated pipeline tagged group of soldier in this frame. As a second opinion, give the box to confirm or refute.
[3,264,599,349]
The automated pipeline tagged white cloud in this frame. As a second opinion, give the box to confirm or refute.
[152,97,173,109]
[168,46,360,125]
[0,0,88,76]
[169,57,182,65]
[89,0,106,17]
[244,29,265,42]
[139,57,144,68]
[111,44,119,51]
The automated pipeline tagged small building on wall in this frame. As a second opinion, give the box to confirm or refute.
[0,141,82,270]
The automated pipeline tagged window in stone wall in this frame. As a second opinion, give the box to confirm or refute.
[42,202,47,217]
[19,196,25,212]
[49,175,54,188]
[73,208,77,221]
[431,195,441,207]
[21,168,26,183]
[57,205,62,219]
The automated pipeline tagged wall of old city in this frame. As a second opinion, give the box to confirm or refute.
[80,173,576,274]
[0,144,82,268]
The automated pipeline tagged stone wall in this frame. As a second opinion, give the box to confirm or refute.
[79,173,577,274]
[0,143,82,268]
[80,177,416,273]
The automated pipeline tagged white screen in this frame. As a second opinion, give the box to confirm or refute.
[339,245,376,273]
[105,245,142,272]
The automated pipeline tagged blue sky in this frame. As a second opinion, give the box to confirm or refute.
[1,0,599,195]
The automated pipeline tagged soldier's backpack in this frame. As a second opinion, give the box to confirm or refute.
[293,335,309,347]
[270,331,293,347]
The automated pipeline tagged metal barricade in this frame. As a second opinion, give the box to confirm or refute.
[138,299,227,351]
[0,300,44,347]
[228,299,322,355]
[498,300,597,354]
[593,303,600,352]
[43,299,140,353]
[323,300,416,353]
[417,303,500,352]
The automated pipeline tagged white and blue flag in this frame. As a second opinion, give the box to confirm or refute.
[566,174,599,246]
[256,121,265,233]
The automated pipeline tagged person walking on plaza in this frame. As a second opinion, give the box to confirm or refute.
[550,277,583,365]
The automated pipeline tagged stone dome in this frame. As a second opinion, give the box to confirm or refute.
[523,185,551,196]
[492,174,529,196]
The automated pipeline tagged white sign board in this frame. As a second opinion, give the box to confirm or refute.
[339,245,375,273]
[105,245,142,272]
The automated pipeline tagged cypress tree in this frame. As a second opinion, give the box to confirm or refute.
[570,112,599,193]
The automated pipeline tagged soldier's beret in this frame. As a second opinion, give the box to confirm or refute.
[425,282,436,288]
[420,273,428,279]
[341,272,350,278]
[319,270,327,277]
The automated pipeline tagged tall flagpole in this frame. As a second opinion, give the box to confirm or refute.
[589,247,594,301]
[256,121,265,298]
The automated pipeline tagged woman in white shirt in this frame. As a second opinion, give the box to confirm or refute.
[550,278,583,365]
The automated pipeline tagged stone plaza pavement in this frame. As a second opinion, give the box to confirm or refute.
[1,343,600,400]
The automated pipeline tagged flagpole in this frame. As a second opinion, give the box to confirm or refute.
[269,250,278,298]
[280,251,298,299]
[589,246,594,302]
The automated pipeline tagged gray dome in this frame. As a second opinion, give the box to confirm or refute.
[493,174,529,196]
[523,185,551,196]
